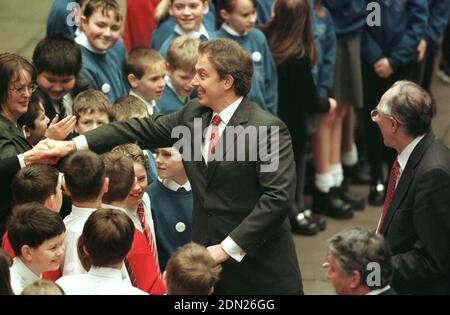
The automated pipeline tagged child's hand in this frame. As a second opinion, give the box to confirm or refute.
[45,114,77,140]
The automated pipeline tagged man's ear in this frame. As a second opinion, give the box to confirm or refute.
[80,15,88,32]
[127,74,138,88]
[219,8,229,22]
[203,1,209,15]
[208,286,214,295]
[21,245,33,262]
[44,194,55,210]
[63,182,72,197]
[390,117,400,133]
[22,125,31,139]
[349,270,362,289]
[102,177,109,194]
[223,74,234,91]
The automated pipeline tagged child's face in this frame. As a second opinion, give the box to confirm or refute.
[75,109,110,134]
[168,67,195,97]
[132,61,166,103]
[81,9,121,51]
[169,0,209,32]
[155,148,184,181]
[28,103,50,146]
[29,233,65,274]
[128,162,148,205]
[36,72,76,101]
[221,0,257,35]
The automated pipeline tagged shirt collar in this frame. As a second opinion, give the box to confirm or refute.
[165,75,188,104]
[129,90,156,115]
[12,257,41,282]
[88,266,124,280]
[70,205,97,218]
[75,32,106,54]
[366,285,392,295]
[174,23,209,40]
[397,134,425,171]
[161,178,192,192]
[101,203,128,214]
[212,96,244,125]
[222,23,248,37]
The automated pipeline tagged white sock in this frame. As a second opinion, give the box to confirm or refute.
[315,172,334,193]
[342,143,358,167]
[330,163,344,187]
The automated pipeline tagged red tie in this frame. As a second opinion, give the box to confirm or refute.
[124,257,137,286]
[208,115,222,159]
[376,159,400,233]
[137,202,161,275]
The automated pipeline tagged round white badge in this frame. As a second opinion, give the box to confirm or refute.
[252,51,262,62]
[101,83,111,94]
[175,222,186,233]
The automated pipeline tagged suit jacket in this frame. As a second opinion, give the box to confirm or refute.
[380,132,450,294]
[0,115,32,237]
[84,97,303,294]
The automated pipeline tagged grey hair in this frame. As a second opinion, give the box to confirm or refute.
[328,227,393,289]
[383,80,435,137]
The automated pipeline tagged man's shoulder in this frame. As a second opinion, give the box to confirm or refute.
[420,137,450,172]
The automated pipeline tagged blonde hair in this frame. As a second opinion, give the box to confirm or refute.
[111,95,149,121]
[167,36,200,72]
[72,89,111,120]
[21,280,65,295]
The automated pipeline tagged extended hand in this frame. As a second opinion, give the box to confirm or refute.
[45,115,77,140]
[23,139,59,166]
[374,58,393,79]
[206,244,230,264]
[42,139,77,160]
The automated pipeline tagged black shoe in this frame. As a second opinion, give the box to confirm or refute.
[313,187,354,219]
[368,180,386,206]
[344,163,371,185]
[338,182,365,211]
[290,212,319,236]
[303,209,326,231]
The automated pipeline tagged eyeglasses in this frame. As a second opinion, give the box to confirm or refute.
[370,109,379,121]
[9,84,38,95]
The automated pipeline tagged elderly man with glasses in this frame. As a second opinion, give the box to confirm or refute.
[370,80,450,294]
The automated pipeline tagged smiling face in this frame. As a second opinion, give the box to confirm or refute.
[221,0,257,35]
[168,67,195,97]
[169,0,209,32]
[132,61,166,103]
[27,233,65,275]
[81,8,121,51]
[2,69,33,122]
[36,71,76,101]
[128,162,148,206]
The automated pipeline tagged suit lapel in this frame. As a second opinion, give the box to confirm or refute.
[380,133,435,234]
[205,99,250,187]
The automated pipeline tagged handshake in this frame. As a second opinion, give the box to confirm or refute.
[23,138,77,166]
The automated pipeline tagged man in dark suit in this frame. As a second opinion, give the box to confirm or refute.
[372,80,450,294]
[323,227,396,295]
[44,38,303,294]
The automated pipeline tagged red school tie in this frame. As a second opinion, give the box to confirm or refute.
[137,202,161,275]
[376,159,400,233]
[208,115,222,159]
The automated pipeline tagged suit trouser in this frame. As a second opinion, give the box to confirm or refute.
[362,61,419,184]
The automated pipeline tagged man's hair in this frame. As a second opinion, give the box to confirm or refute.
[111,143,149,171]
[11,165,59,205]
[77,208,134,270]
[328,227,393,289]
[215,0,258,29]
[7,202,65,257]
[32,33,82,76]
[198,39,252,96]
[165,242,222,295]
[17,91,44,129]
[111,95,149,121]
[0,53,36,106]
[383,80,436,137]
[82,0,123,23]
[167,36,200,72]
[124,47,165,79]
[72,89,112,120]
[62,151,106,202]
[21,280,65,295]
[101,152,135,204]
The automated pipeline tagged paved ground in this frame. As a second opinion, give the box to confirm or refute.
[1,0,448,295]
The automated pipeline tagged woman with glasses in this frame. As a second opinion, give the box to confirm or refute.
[0,53,37,160]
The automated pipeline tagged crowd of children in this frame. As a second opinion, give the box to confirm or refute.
[0,0,449,295]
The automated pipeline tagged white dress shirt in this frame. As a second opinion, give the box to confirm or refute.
[10,257,41,295]
[62,205,131,284]
[130,90,156,115]
[56,266,148,295]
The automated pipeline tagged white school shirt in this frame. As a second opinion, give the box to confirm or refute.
[161,178,192,191]
[10,257,41,295]
[130,90,156,115]
[62,205,131,284]
[125,192,156,241]
[56,266,148,295]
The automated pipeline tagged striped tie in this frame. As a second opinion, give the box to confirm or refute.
[137,202,161,275]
